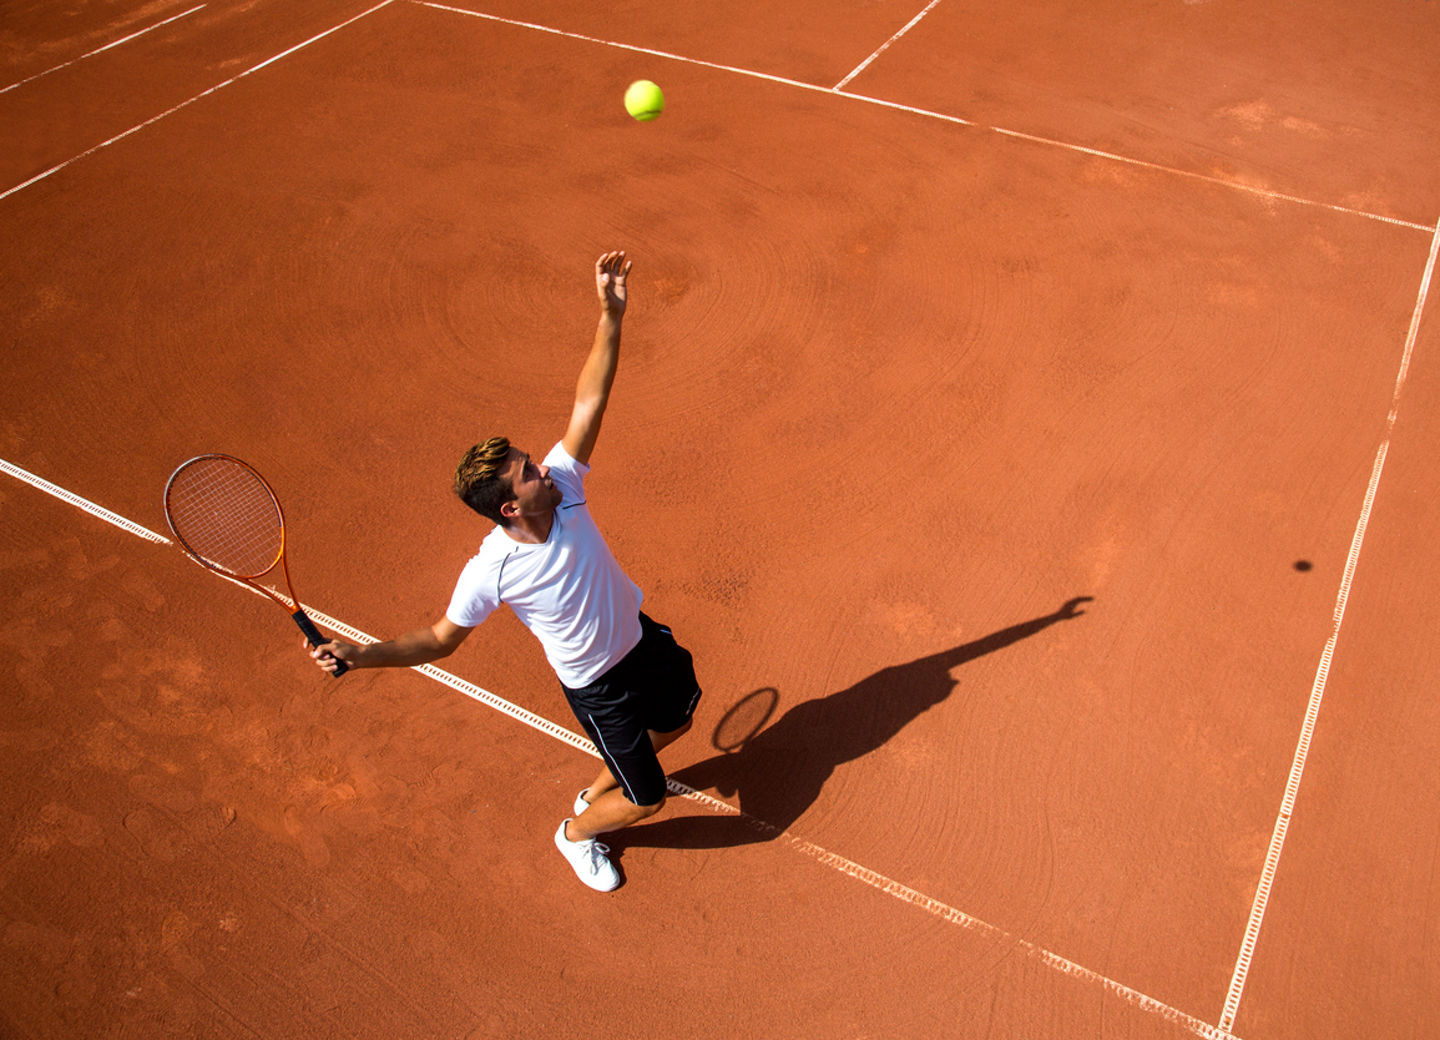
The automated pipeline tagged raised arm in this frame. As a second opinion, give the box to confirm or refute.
[562,251,630,465]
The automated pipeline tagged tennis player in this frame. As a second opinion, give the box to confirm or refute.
[309,251,701,891]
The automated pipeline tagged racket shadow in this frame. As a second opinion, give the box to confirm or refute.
[616,596,1093,852]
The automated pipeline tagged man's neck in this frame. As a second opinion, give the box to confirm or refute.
[502,510,554,545]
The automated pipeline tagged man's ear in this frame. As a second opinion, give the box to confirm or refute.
[499,499,520,521]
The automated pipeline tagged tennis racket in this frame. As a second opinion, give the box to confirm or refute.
[163,453,347,677]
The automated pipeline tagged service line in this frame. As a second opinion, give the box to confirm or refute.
[413,1,1433,235]
[1217,217,1440,1035]
[3,457,1237,1040]
[0,4,207,96]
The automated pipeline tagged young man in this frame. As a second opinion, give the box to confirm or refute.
[309,251,701,892]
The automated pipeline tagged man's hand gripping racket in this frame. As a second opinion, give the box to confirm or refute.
[163,454,348,677]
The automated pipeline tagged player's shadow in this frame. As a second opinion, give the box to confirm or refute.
[615,596,1093,851]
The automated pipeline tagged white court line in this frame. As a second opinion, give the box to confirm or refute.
[412,2,944,112]
[1,1,1429,1029]
[1217,218,1440,1034]
[0,0,396,203]
[2,457,1235,1040]
[834,0,944,91]
[0,4,207,96]
[414,1,1433,234]
[989,127,1434,233]
[0,459,171,543]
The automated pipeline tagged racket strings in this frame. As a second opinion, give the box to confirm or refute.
[165,457,284,578]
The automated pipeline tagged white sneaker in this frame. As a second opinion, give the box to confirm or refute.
[574,789,591,816]
[554,820,621,892]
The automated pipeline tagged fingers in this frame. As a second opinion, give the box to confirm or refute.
[303,637,347,674]
[595,251,630,315]
[596,250,630,287]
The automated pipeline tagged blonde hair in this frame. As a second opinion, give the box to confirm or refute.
[454,436,513,523]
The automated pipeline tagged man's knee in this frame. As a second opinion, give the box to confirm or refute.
[650,717,692,752]
[619,789,662,823]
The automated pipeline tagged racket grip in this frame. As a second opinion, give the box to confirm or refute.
[293,610,349,677]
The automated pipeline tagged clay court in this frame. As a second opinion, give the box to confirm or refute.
[3,1,1438,1037]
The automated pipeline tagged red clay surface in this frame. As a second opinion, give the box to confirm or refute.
[2,1,1437,1037]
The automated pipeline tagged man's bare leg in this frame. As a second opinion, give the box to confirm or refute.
[565,787,659,841]
[569,719,692,839]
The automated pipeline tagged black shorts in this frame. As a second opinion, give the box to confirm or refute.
[561,613,702,807]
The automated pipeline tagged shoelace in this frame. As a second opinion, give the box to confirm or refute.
[579,841,613,877]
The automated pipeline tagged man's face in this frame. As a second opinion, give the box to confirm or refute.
[501,448,562,521]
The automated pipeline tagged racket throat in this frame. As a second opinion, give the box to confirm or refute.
[291,609,326,647]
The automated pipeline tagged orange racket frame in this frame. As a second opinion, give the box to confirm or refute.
[163,453,347,677]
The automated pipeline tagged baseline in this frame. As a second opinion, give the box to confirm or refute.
[2,458,1237,1040]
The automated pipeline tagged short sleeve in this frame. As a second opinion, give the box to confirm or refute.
[543,441,588,505]
[446,553,502,628]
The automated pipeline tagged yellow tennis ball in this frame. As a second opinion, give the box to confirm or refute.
[624,79,664,122]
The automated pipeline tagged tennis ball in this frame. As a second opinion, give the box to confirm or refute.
[624,79,664,121]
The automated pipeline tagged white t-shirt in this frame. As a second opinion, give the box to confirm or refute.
[446,442,644,688]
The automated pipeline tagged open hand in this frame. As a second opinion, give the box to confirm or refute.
[595,251,630,315]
